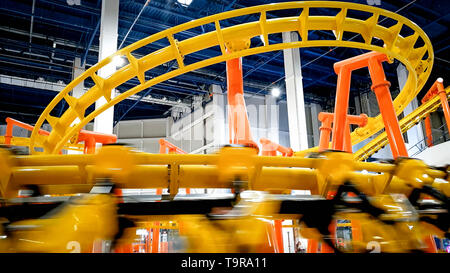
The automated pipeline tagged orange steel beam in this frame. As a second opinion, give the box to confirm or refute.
[274,219,284,253]
[318,113,368,152]
[423,235,438,253]
[226,57,258,150]
[333,51,407,158]
[259,138,293,157]
[76,130,117,154]
[5,117,49,145]
[421,78,450,147]
[4,117,117,154]
[424,115,433,147]
[159,138,187,154]
[306,239,318,253]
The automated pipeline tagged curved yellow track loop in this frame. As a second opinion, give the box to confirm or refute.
[30,1,433,154]
[355,86,450,161]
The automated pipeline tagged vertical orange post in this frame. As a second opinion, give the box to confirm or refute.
[367,57,408,158]
[331,67,352,151]
[274,220,284,253]
[424,115,433,147]
[306,239,318,253]
[152,223,160,253]
[4,119,13,145]
[421,78,450,147]
[344,121,352,153]
[318,113,333,152]
[83,137,96,154]
[437,83,450,131]
[318,112,368,152]
[423,235,438,253]
[226,57,258,149]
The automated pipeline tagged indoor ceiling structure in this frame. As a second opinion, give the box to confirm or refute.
[0,0,448,124]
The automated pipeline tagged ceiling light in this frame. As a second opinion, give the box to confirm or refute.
[162,97,167,101]
[136,229,148,236]
[177,99,181,103]
[271,87,280,97]
[177,0,193,6]
[112,55,126,67]
[259,35,266,45]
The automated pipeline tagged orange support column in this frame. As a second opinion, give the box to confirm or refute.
[333,52,407,158]
[423,235,438,253]
[436,79,450,132]
[306,239,318,253]
[424,115,433,147]
[331,67,352,151]
[318,113,333,152]
[344,121,352,153]
[4,119,13,145]
[421,78,450,147]
[274,220,284,253]
[319,112,368,153]
[367,57,408,158]
[226,57,258,149]
[152,222,160,253]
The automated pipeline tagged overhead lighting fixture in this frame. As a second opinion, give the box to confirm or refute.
[271,87,280,97]
[162,97,167,101]
[112,55,126,68]
[136,229,149,236]
[177,99,182,103]
[177,0,193,6]
[259,35,266,45]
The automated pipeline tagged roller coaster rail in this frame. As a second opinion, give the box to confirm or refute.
[29,1,434,155]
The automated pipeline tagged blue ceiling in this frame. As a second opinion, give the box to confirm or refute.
[0,0,448,124]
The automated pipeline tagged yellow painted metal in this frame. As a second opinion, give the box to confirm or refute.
[2,145,447,199]
[2,194,117,253]
[179,194,282,253]
[336,193,446,253]
[29,1,433,155]
[355,86,450,160]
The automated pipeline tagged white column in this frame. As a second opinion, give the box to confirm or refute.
[68,57,85,154]
[94,0,119,134]
[212,84,227,146]
[265,94,279,143]
[354,95,361,115]
[310,103,322,147]
[72,57,85,99]
[397,63,423,148]
[282,32,308,151]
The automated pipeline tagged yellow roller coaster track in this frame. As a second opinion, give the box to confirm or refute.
[29,1,434,155]
[355,86,450,160]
